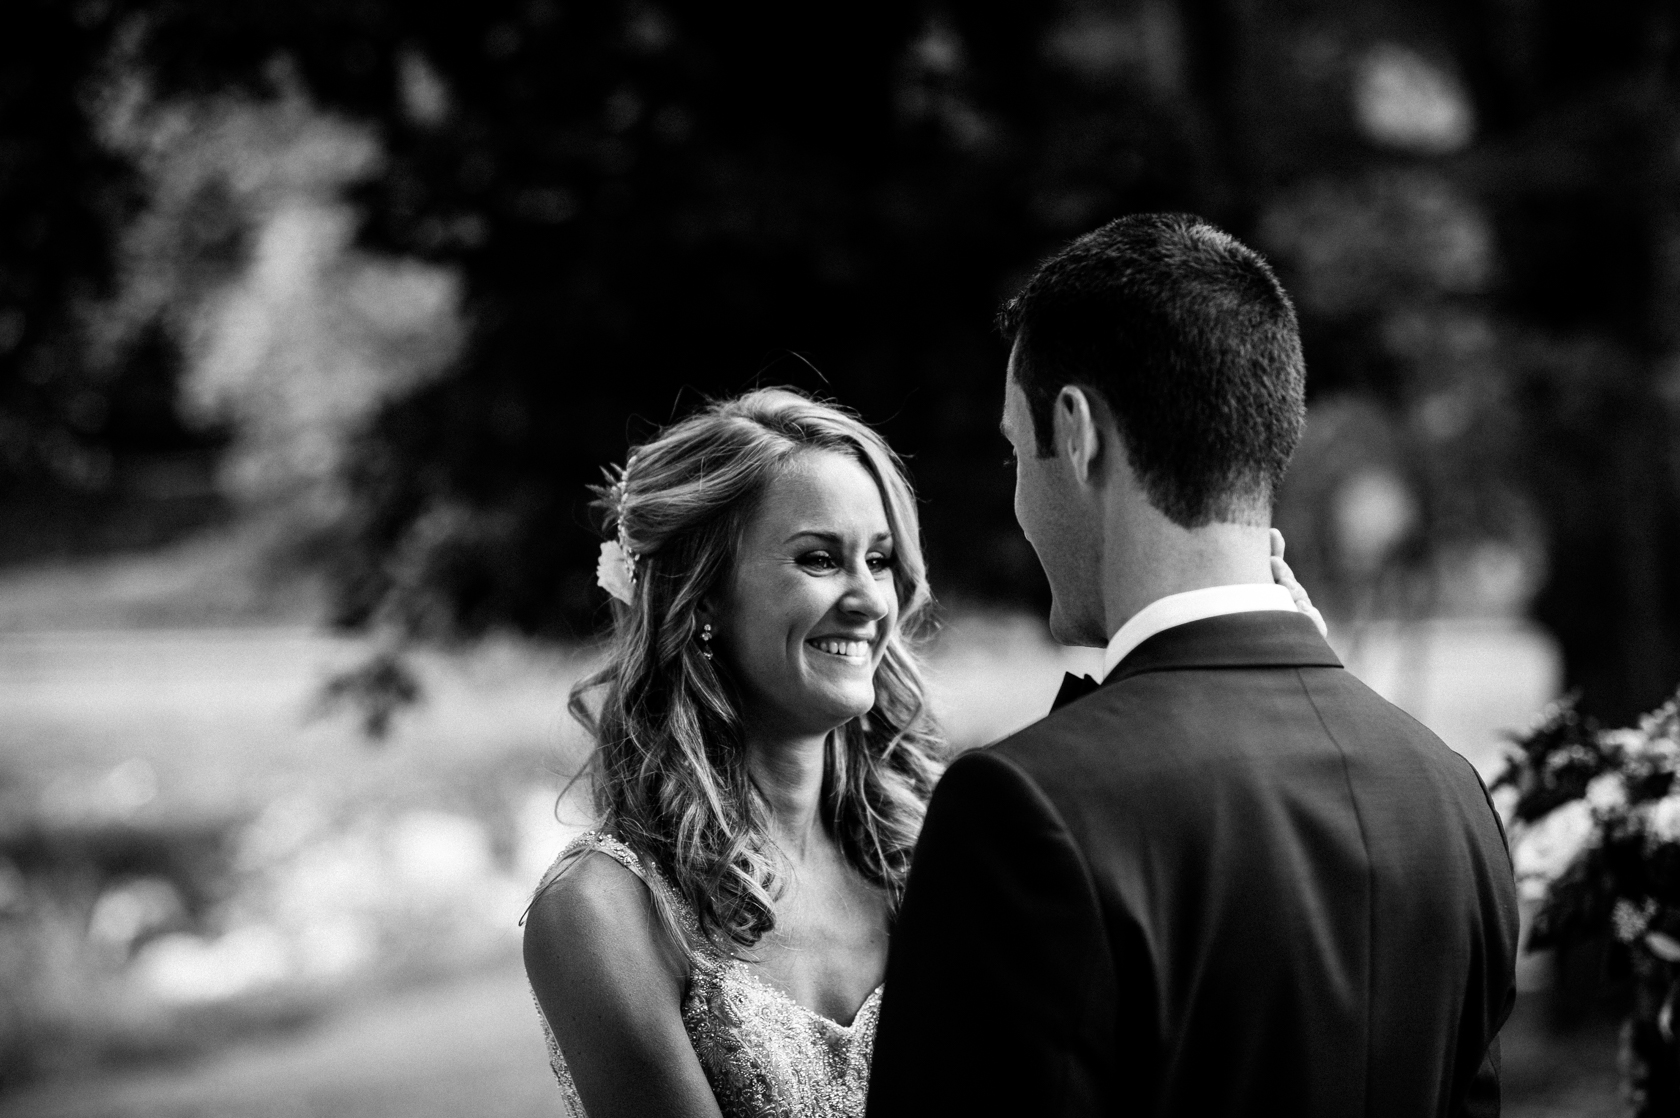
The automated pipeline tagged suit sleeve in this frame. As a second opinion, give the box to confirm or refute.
[866,748,1118,1118]
[1457,1035,1500,1118]
[1456,764,1518,1118]
[1457,876,1517,1118]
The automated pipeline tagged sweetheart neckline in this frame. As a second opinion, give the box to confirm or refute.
[719,965,885,1032]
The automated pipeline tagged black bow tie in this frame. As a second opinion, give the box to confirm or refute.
[1052,672,1102,712]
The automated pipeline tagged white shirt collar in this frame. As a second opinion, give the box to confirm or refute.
[1100,583,1298,680]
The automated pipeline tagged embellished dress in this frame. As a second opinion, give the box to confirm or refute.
[529,831,883,1118]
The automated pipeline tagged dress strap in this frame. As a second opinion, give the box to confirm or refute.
[523,830,717,972]
[531,828,648,898]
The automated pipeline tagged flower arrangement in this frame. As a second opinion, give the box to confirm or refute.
[1494,688,1680,1115]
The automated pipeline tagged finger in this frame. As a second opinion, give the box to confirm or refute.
[1271,556,1308,602]
[1270,527,1286,560]
[1289,583,1313,612]
[1273,560,1321,628]
[1270,549,1329,638]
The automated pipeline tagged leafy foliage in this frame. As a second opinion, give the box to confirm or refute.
[1492,694,1607,824]
[1498,687,1680,1114]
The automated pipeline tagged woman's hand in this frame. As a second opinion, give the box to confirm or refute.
[1270,529,1328,639]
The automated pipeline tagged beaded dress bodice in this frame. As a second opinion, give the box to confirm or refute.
[529,831,882,1118]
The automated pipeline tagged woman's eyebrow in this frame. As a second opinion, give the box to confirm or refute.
[781,529,895,546]
[783,529,841,546]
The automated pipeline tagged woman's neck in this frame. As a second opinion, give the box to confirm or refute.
[744,728,830,862]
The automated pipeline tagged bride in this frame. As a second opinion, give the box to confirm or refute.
[523,387,1321,1118]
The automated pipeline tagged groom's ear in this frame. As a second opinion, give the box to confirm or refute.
[1053,385,1105,486]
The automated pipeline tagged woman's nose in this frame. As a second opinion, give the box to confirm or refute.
[840,564,891,620]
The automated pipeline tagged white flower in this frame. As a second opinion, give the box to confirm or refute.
[1613,898,1656,943]
[1511,799,1596,889]
[1614,727,1680,771]
[1600,728,1648,756]
[1586,771,1628,814]
[1650,794,1680,845]
[1648,737,1680,770]
[595,540,635,605]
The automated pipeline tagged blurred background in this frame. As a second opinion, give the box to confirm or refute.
[2,1,1676,1114]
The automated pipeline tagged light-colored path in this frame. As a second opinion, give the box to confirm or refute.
[0,965,559,1118]
[0,963,1620,1118]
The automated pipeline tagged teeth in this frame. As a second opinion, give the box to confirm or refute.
[812,638,869,658]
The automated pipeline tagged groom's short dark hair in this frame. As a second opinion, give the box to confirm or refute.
[998,213,1306,528]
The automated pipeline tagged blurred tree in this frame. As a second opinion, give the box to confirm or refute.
[33,0,1674,731]
[123,0,1126,640]
[0,0,223,561]
[1248,0,1680,725]
[97,80,464,549]
[1460,1,1680,726]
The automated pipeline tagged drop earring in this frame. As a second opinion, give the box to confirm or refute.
[699,622,714,660]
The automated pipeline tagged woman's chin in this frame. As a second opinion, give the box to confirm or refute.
[801,686,876,731]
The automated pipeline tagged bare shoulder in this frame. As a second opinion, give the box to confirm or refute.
[523,849,686,998]
[523,851,722,1116]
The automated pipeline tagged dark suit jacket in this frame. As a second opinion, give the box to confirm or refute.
[866,611,1519,1118]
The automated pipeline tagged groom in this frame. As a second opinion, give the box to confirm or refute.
[866,214,1519,1117]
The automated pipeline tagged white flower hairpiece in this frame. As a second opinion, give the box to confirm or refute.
[596,457,638,605]
[596,539,635,604]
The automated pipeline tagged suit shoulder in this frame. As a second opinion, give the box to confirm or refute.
[932,745,1058,819]
[982,689,1122,764]
[981,675,1173,779]
[1303,665,1485,774]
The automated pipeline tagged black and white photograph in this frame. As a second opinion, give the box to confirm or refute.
[3,2,1679,1116]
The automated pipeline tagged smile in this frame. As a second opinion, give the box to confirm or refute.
[808,638,871,661]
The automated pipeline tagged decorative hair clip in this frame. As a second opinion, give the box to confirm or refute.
[596,457,638,605]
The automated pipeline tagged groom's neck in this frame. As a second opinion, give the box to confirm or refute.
[1099,504,1274,640]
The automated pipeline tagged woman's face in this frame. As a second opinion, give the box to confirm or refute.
[714,450,899,742]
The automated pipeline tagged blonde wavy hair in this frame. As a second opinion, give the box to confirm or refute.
[567,388,945,955]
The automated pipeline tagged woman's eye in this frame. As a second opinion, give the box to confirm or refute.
[800,551,838,570]
[867,552,893,573]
